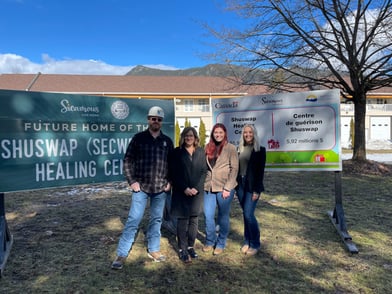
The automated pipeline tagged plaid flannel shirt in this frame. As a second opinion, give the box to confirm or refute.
[123,129,173,193]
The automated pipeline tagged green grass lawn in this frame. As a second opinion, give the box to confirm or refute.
[1,165,391,293]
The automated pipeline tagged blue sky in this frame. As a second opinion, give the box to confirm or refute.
[0,0,242,75]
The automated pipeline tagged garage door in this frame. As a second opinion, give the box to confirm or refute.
[370,117,391,140]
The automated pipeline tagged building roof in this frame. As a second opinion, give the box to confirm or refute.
[1,73,391,99]
[0,73,271,97]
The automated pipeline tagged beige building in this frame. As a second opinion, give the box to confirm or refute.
[0,73,391,146]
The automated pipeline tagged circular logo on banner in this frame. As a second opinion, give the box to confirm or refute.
[111,101,129,120]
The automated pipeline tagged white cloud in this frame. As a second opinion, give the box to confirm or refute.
[0,53,178,75]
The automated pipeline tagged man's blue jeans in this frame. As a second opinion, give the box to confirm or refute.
[117,190,167,257]
[236,177,261,250]
[203,190,234,249]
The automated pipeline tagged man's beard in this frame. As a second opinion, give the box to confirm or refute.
[150,123,160,132]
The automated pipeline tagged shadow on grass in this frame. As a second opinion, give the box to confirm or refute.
[1,172,391,293]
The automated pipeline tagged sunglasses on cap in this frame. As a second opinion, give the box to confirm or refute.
[150,117,162,122]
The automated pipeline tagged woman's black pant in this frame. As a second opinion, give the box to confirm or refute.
[176,216,198,251]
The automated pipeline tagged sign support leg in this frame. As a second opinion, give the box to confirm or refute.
[0,193,13,277]
[328,171,358,254]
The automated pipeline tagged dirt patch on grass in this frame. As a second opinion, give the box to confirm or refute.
[343,159,392,176]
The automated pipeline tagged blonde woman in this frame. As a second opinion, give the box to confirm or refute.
[236,124,266,256]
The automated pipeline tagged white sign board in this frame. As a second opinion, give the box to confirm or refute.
[212,89,342,171]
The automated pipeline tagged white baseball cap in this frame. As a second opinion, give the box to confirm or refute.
[148,106,164,118]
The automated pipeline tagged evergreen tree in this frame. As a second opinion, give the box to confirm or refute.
[185,118,191,127]
[175,120,181,147]
[199,118,207,147]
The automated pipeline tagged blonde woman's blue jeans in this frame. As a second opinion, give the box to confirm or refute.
[236,177,261,250]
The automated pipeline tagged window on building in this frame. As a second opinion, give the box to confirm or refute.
[184,99,194,112]
[198,99,210,112]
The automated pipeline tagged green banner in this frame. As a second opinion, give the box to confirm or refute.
[0,90,174,192]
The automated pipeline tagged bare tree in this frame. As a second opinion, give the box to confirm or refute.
[209,0,392,161]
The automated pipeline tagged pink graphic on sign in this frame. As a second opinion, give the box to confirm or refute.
[268,139,280,149]
[268,112,280,149]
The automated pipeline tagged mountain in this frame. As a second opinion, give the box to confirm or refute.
[126,64,250,77]
[125,64,343,87]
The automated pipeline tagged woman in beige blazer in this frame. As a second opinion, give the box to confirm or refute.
[202,123,239,255]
